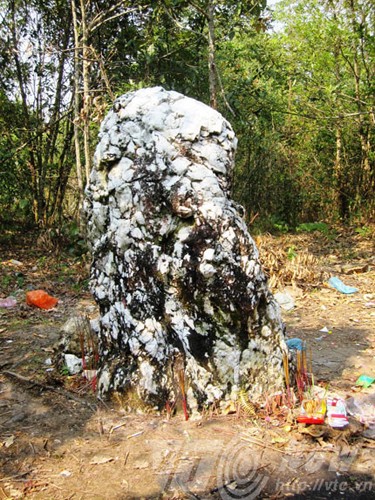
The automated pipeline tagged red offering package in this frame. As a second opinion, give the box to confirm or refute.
[297,397,327,425]
[297,415,325,425]
[26,290,58,310]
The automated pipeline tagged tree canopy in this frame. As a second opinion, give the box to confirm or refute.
[0,0,373,230]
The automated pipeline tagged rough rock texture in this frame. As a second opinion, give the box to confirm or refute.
[84,87,287,411]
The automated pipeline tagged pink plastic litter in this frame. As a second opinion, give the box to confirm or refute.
[0,297,17,308]
[327,397,349,428]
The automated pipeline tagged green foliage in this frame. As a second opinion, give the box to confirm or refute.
[250,215,291,235]
[60,222,88,256]
[287,245,297,260]
[354,225,372,238]
[0,268,24,293]
[0,274,12,290]
[60,365,70,376]
[272,220,290,234]
[37,223,88,256]
[220,29,304,226]
[296,222,330,234]
[0,0,373,233]
[0,93,33,225]
[225,0,374,224]
[270,0,375,221]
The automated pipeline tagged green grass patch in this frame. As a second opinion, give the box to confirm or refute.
[296,222,330,234]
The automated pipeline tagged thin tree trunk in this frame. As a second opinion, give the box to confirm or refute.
[334,126,349,219]
[71,0,84,205]
[55,117,75,226]
[80,0,92,183]
[207,0,217,109]
[35,16,47,224]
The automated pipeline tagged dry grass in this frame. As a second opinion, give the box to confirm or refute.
[255,233,326,290]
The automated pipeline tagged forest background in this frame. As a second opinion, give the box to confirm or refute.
[0,0,374,242]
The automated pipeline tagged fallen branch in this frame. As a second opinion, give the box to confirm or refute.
[241,436,292,455]
[241,436,338,455]
[361,441,375,450]
[2,370,97,411]
[0,470,32,482]
[109,418,130,435]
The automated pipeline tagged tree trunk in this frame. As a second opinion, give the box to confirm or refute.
[334,126,349,219]
[44,18,72,224]
[84,88,288,413]
[207,0,218,109]
[71,0,84,206]
[80,0,92,183]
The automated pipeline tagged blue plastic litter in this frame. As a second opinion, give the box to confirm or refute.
[328,276,358,294]
[286,338,305,351]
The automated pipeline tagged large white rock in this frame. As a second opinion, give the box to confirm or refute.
[84,87,287,410]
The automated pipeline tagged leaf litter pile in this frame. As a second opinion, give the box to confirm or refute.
[0,225,374,499]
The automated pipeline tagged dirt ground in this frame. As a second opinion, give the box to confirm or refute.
[0,226,374,499]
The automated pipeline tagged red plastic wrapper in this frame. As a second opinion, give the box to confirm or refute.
[26,290,58,310]
[297,415,325,425]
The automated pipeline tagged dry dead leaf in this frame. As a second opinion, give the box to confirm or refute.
[3,435,15,448]
[222,400,237,415]
[89,455,115,465]
[42,347,54,353]
[271,436,289,445]
[133,459,150,469]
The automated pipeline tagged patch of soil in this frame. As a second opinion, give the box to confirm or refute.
[0,227,374,499]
